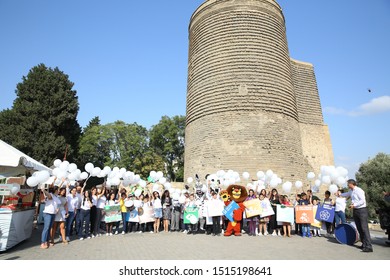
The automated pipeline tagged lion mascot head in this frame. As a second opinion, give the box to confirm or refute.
[226,185,248,203]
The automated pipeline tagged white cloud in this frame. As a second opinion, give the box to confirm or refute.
[324,95,390,117]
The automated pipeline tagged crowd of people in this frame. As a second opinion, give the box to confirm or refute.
[39,178,372,253]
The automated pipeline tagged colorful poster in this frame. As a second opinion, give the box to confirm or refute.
[276,205,294,224]
[311,205,322,228]
[243,199,262,218]
[295,205,314,224]
[207,199,225,217]
[184,207,199,224]
[222,201,240,222]
[315,204,335,223]
[139,204,155,224]
[125,209,139,222]
[260,199,275,218]
[104,205,122,223]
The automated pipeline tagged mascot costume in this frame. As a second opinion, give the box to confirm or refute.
[224,185,248,236]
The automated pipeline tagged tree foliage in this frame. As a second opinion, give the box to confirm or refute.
[149,115,185,182]
[0,64,81,165]
[356,153,390,219]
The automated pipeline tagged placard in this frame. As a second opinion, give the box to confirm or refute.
[311,205,322,228]
[243,199,262,218]
[184,207,199,224]
[207,199,225,217]
[222,201,239,222]
[276,205,294,224]
[295,205,314,224]
[259,199,275,218]
[104,205,122,223]
[315,203,335,223]
[139,204,155,224]
[125,209,139,223]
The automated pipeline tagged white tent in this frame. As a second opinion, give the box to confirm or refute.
[0,139,51,177]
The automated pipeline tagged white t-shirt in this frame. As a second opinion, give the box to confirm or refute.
[92,195,98,206]
[80,197,92,210]
[97,196,107,209]
[43,194,60,214]
[335,197,347,212]
[153,198,162,209]
[66,194,79,212]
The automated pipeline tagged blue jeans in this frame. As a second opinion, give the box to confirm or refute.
[65,211,75,237]
[78,209,90,238]
[121,212,128,233]
[335,211,346,225]
[41,213,55,244]
[301,224,310,236]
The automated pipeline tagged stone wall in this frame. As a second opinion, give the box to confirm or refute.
[184,0,333,182]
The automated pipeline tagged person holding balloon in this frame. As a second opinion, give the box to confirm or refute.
[40,185,60,249]
[51,186,68,245]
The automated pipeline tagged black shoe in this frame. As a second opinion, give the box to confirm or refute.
[212,233,216,236]
[192,232,196,235]
[362,247,373,253]
[206,232,211,235]
[187,231,192,235]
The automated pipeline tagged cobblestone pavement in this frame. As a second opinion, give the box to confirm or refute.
[0,226,389,260]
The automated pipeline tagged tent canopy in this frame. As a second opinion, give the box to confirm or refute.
[0,139,51,177]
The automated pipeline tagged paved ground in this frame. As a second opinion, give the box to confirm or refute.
[0,225,389,260]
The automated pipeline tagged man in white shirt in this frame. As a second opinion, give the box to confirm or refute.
[340,179,373,252]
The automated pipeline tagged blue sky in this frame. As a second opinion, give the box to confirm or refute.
[0,0,389,178]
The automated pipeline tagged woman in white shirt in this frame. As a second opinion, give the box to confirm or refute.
[335,190,347,225]
[50,187,68,245]
[152,191,162,233]
[78,190,93,240]
[40,186,60,249]
[94,187,106,236]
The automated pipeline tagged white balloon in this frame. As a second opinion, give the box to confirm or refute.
[164,182,172,190]
[256,171,265,179]
[179,195,186,204]
[187,177,193,184]
[98,171,106,178]
[270,178,279,188]
[92,167,101,177]
[169,188,175,194]
[139,180,147,188]
[134,175,141,183]
[217,170,225,178]
[68,163,77,173]
[321,175,331,185]
[201,185,208,193]
[59,161,69,171]
[172,193,180,200]
[266,169,274,178]
[314,179,321,187]
[120,168,127,175]
[53,159,62,168]
[103,166,111,175]
[150,171,157,179]
[257,185,265,192]
[277,178,282,184]
[80,172,88,180]
[111,177,120,186]
[156,171,164,180]
[85,162,94,173]
[242,172,250,180]
[159,177,167,185]
[27,177,39,187]
[38,170,50,183]
[153,184,160,191]
[11,185,20,195]
[337,166,349,177]
[134,189,142,197]
[295,181,303,189]
[329,184,338,194]
[52,168,60,177]
[336,176,346,186]
[282,182,292,194]
[175,188,181,194]
[307,172,316,180]
[68,173,76,181]
[223,180,230,187]
[57,170,68,180]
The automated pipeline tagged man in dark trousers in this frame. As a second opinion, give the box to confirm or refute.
[340,179,373,252]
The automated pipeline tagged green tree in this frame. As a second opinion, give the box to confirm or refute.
[0,64,81,165]
[356,153,390,219]
[149,115,185,181]
[78,117,112,168]
[133,150,166,179]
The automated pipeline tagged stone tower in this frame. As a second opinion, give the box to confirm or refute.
[184,0,333,181]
